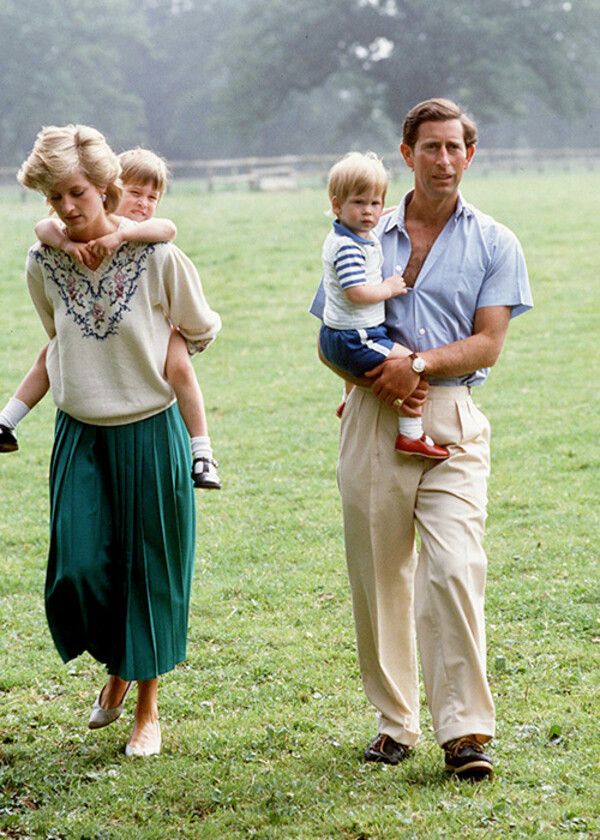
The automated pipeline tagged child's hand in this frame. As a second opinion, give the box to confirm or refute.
[383,273,407,298]
[88,231,124,260]
[64,241,93,266]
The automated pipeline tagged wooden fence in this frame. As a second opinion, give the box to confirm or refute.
[3,148,599,192]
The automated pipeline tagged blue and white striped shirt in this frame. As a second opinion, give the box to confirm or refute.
[312,192,533,386]
[322,221,386,330]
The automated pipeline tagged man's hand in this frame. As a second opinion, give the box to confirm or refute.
[398,379,428,417]
[365,356,421,407]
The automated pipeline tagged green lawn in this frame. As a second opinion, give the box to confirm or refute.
[0,171,599,838]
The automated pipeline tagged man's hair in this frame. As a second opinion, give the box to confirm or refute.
[328,151,388,206]
[402,98,478,149]
[17,124,122,213]
[118,148,170,196]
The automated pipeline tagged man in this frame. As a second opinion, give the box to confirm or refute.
[312,98,532,779]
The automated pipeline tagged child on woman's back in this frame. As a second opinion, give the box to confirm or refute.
[0,148,221,488]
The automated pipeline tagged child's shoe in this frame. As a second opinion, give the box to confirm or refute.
[395,433,449,460]
[192,456,221,489]
[336,401,346,418]
[0,425,18,453]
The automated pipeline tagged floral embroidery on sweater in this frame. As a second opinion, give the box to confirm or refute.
[32,243,156,340]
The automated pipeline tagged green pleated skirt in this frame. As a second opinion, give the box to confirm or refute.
[46,404,196,680]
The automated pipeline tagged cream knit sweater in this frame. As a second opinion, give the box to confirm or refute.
[26,239,221,425]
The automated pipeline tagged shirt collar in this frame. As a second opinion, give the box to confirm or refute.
[333,219,375,245]
[383,190,472,234]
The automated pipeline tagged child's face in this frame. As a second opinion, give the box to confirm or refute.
[332,189,385,237]
[118,180,162,222]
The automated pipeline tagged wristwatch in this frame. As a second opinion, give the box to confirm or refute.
[409,353,427,374]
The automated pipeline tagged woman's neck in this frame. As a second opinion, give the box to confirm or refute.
[68,213,117,243]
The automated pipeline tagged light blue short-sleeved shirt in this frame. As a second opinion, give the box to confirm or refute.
[311,191,533,387]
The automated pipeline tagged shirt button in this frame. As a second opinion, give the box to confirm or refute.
[418,328,426,335]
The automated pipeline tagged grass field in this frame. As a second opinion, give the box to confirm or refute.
[0,171,599,839]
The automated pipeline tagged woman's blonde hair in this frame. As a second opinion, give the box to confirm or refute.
[17,124,122,213]
[119,148,170,196]
[328,151,388,207]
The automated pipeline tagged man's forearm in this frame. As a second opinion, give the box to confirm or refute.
[420,305,511,376]
[420,332,503,378]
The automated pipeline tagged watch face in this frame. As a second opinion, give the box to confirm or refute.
[412,356,426,373]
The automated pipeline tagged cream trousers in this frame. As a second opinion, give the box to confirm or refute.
[338,385,495,746]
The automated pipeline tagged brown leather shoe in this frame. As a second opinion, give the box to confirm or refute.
[444,736,493,780]
[395,433,449,459]
[364,733,412,765]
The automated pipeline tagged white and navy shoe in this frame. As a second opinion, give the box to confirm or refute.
[191,456,221,490]
[0,424,18,453]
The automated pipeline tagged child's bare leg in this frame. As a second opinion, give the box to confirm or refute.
[14,345,50,408]
[165,330,221,489]
[0,346,50,451]
[165,331,207,437]
[336,379,354,418]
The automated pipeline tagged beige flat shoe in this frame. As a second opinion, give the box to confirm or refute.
[88,681,132,730]
[125,720,161,758]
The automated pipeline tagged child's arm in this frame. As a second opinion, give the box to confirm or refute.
[89,218,177,259]
[35,219,90,265]
[345,273,407,305]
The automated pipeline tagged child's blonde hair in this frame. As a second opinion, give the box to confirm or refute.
[118,148,170,197]
[17,124,122,213]
[327,151,388,206]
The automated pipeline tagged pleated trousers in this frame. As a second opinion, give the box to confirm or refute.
[338,385,495,746]
[46,404,196,681]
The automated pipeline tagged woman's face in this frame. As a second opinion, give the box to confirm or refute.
[47,170,107,241]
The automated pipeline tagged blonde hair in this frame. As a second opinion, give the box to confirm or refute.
[118,148,170,197]
[17,124,122,213]
[328,151,388,207]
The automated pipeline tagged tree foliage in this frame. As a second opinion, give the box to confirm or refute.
[223,0,600,132]
[0,0,598,164]
[0,0,149,164]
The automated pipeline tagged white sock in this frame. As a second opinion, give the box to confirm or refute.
[341,386,347,403]
[398,416,423,440]
[0,397,30,430]
[191,435,212,461]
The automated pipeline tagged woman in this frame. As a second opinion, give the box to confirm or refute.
[17,125,221,757]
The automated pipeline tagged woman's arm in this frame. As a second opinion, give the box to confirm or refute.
[157,245,221,354]
[26,255,56,340]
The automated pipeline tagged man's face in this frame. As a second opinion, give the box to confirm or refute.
[400,119,474,200]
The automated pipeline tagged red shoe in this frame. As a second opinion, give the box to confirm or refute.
[395,433,449,460]
[336,401,346,418]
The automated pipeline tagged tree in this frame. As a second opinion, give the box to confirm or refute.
[0,0,149,164]
[221,0,600,137]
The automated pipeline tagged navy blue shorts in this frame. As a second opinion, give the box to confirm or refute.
[320,324,395,377]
